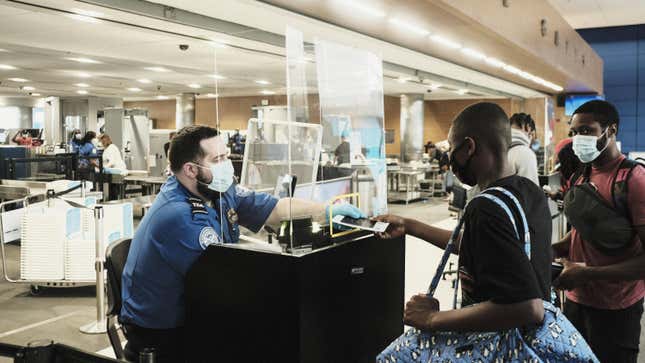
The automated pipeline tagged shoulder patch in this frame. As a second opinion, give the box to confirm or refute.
[199,226,221,249]
[235,185,252,197]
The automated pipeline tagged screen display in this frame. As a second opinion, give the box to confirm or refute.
[565,94,605,116]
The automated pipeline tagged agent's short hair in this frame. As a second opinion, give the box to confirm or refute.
[572,100,620,130]
[169,125,219,173]
[452,102,511,156]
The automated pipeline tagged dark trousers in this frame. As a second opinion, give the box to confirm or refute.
[122,323,186,363]
[564,298,644,363]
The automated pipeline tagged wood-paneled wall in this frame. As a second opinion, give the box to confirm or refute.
[123,100,175,129]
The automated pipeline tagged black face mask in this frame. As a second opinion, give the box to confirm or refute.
[195,167,220,201]
[449,139,477,186]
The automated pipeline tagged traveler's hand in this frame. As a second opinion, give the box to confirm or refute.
[403,294,440,330]
[372,215,406,239]
[326,203,366,230]
[553,258,588,290]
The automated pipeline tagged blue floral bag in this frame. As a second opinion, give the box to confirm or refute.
[377,187,599,363]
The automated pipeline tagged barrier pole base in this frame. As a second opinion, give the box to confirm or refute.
[79,320,107,334]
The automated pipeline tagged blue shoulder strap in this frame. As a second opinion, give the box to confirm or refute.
[427,186,531,297]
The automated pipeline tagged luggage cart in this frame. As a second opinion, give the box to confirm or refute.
[0,195,95,295]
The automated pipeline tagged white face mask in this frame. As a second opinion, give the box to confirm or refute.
[572,129,609,163]
[194,159,235,193]
[91,138,99,146]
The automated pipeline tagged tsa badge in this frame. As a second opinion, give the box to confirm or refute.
[227,208,239,224]
[199,226,221,249]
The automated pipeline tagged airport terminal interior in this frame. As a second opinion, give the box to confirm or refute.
[0,1,645,362]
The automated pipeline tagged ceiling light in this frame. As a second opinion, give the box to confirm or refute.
[0,64,17,70]
[484,57,506,68]
[344,0,386,18]
[144,67,171,72]
[138,79,152,84]
[31,93,41,97]
[209,74,226,80]
[23,86,35,91]
[260,90,276,95]
[8,78,28,82]
[127,87,142,92]
[388,18,430,36]
[397,77,409,83]
[461,48,486,60]
[430,35,461,49]
[77,90,88,95]
[67,14,101,23]
[209,41,228,49]
[75,83,90,88]
[503,64,522,75]
[0,49,8,52]
[66,57,101,64]
[255,80,270,85]
[429,84,441,90]
[156,95,169,100]
[75,72,92,78]
[71,8,104,17]
[456,89,468,95]
[206,93,219,98]
[188,84,201,89]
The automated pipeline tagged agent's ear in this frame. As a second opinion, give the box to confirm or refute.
[465,137,476,157]
[183,162,198,179]
[608,123,618,138]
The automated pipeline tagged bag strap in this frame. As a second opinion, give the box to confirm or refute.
[427,186,530,297]
[509,141,524,150]
[611,158,643,225]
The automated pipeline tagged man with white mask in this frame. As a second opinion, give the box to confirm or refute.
[553,100,645,363]
[120,125,364,362]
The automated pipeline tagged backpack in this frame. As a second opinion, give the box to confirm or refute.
[564,157,644,255]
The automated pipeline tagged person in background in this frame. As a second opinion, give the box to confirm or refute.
[12,129,32,147]
[76,131,98,178]
[508,113,539,185]
[164,131,177,158]
[69,128,83,153]
[553,100,645,363]
[231,129,244,155]
[98,133,127,174]
[334,130,351,165]
[545,138,581,201]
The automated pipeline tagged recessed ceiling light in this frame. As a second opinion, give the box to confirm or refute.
[23,86,35,91]
[255,80,270,85]
[138,79,152,84]
[70,8,104,17]
[0,64,17,70]
[128,87,142,92]
[0,49,8,52]
[456,89,468,95]
[388,18,430,36]
[156,95,169,100]
[503,64,522,75]
[430,35,461,49]
[209,41,228,49]
[31,93,41,97]
[397,77,409,83]
[188,84,201,89]
[429,84,441,90]
[206,93,219,98]
[77,90,88,95]
[8,78,28,82]
[144,67,171,72]
[209,74,226,80]
[66,57,101,64]
[75,72,92,78]
[344,0,386,17]
[485,57,506,68]
[260,90,275,95]
[461,48,486,60]
[67,14,101,23]
[75,83,90,88]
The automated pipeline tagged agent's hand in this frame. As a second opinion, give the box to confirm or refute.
[372,214,406,239]
[326,203,366,229]
[403,294,440,331]
[553,258,589,291]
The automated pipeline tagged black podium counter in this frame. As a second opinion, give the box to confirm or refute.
[184,234,405,363]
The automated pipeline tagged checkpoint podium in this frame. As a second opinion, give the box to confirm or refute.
[184,234,405,363]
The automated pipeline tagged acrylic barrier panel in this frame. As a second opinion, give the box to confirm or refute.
[315,39,387,216]
[240,119,322,200]
[286,26,310,124]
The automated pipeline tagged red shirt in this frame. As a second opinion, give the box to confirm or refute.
[566,155,645,310]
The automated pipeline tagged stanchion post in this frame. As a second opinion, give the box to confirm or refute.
[80,205,107,334]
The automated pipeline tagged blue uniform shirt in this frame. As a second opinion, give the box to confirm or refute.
[120,176,278,329]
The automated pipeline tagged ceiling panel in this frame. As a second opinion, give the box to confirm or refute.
[549,0,645,29]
